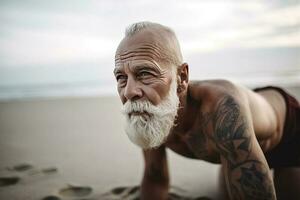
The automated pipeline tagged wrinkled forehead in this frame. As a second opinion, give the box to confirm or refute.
[115,30,170,64]
[115,44,163,68]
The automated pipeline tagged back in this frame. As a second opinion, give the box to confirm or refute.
[188,80,283,148]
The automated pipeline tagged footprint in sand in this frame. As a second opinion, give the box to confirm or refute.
[0,163,31,187]
[58,185,93,198]
[28,167,58,176]
[0,163,58,187]
[42,185,95,200]
[42,195,62,200]
[112,185,139,196]
[100,185,140,199]
[101,185,213,200]
[42,195,95,200]
[0,176,20,187]
[6,163,34,172]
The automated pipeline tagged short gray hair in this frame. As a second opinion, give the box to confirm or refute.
[125,21,164,37]
[124,21,183,67]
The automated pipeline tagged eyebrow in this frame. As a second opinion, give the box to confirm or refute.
[134,64,161,73]
[113,64,162,75]
[113,68,120,75]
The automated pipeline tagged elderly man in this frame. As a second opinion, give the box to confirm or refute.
[113,21,300,200]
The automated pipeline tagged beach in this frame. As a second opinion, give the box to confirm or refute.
[0,86,299,200]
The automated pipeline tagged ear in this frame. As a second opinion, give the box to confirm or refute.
[177,63,189,94]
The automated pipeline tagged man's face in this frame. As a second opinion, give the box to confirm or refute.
[114,30,180,149]
[114,30,173,105]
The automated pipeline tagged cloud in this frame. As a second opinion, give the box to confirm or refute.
[0,0,299,82]
[0,29,118,66]
[1,1,299,60]
[179,3,300,52]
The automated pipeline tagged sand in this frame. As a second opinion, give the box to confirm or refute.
[0,96,219,200]
[0,86,299,200]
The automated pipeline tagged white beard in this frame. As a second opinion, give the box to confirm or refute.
[122,77,180,149]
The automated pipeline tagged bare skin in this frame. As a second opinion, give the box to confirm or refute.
[114,25,299,199]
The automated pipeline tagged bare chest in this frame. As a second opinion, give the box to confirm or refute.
[165,117,221,164]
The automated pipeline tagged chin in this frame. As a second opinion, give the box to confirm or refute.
[125,115,171,150]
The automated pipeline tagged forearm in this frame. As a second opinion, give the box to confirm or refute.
[223,158,276,199]
[141,147,169,200]
[140,176,169,200]
[211,95,277,199]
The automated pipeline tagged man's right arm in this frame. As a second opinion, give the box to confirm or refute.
[141,145,169,200]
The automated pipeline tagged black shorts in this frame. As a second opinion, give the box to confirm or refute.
[254,86,300,168]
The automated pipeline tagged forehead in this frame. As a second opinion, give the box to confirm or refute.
[115,44,163,69]
[116,30,168,62]
[115,31,169,70]
[116,42,161,60]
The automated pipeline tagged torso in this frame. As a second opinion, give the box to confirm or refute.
[164,80,287,164]
[250,88,286,152]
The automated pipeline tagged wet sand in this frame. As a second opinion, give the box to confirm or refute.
[0,86,299,200]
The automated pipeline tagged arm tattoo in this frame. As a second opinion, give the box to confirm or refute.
[212,95,275,199]
[213,96,250,165]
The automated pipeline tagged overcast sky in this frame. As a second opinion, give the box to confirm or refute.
[0,0,299,98]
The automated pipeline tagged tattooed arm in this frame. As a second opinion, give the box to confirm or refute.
[211,95,276,199]
[141,146,169,200]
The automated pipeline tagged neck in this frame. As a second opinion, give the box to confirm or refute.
[173,89,198,134]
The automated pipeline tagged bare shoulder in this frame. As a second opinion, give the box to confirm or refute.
[187,79,275,110]
[188,79,247,107]
[187,79,280,143]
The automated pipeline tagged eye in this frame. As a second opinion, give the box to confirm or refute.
[138,71,153,78]
[116,74,127,81]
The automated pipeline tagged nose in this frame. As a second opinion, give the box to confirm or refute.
[123,77,143,101]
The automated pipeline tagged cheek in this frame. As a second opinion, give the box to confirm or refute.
[117,87,126,104]
[143,81,171,105]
